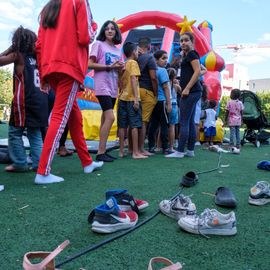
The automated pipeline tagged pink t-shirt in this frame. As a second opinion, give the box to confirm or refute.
[90,40,122,98]
[226,99,244,126]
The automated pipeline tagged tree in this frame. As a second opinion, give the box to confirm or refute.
[0,68,13,106]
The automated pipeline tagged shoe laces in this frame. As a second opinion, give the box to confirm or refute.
[256,181,270,192]
[172,194,192,209]
[196,208,215,239]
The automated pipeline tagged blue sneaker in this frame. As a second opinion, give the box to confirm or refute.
[90,197,138,233]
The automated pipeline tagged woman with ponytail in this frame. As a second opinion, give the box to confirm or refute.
[35,0,102,185]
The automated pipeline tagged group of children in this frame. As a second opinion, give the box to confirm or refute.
[117,43,244,157]
[0,7,244,185]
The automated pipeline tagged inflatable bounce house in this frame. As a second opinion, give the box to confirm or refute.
[77,11,225,141]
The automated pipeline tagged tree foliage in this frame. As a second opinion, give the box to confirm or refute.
[0,68,13,106]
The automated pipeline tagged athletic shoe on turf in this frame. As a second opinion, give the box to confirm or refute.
[91,197,138,233]
[96,153,114,162]
[165,151,185,158]
[249,181,270,206]
[105,189,149,213]
[178,208,237,236]
[84,161,103,173]
[35,174,64,185]
[159,194,196,220]
[185,150,195,157]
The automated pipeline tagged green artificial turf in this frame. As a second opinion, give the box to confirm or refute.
[0,123,270,270]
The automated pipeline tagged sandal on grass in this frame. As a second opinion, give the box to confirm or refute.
[23,240,69,270]
[5,164,29,173]
[148,257,182,270]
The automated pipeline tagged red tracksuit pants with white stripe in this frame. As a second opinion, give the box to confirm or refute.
[37,73,92,175]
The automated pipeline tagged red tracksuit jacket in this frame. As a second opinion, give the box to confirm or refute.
[36,0,90,85]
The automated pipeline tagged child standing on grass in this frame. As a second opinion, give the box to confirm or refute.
[225,88,244,149]
[203,99,217,146]
[88,20,123,163]
[148,50,172,155]
[167,68,181,152]
[0,26,48,173]
[35,0,103,185]
[118,42,147,159]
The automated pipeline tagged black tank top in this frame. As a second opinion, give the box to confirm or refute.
[10,54,48,127]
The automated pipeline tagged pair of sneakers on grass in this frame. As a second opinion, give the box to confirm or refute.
[89,189,149,233]
[159,194,237,236]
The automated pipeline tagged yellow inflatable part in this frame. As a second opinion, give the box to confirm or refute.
[199,117,224,143]
[68,110,118,141]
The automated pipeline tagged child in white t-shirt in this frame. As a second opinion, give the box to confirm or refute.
[202,99,217,146]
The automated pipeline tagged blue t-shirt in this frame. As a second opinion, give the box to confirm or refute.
[157,67,170,101]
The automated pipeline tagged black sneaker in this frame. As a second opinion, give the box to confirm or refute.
[162,149,174,155]
[148,148,156,154]
[96,153,114,162]
[105,152,117,160]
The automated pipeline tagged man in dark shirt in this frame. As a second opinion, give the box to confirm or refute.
[137,37,158,155]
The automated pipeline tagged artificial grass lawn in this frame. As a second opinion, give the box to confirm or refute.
[0,123,270,270]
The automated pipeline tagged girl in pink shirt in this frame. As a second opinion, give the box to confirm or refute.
[225,89,244,148]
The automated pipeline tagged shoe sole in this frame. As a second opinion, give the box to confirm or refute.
[248,197,270,206]
[178,220,237,236]
[91,220,137,233]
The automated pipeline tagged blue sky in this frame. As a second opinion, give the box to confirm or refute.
[0,0,270,79]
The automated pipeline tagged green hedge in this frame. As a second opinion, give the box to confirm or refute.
[219,91,270,122]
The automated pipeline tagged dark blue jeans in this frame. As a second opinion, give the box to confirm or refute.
[178,91,201,152]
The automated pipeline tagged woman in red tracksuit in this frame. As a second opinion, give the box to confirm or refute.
[35,0,103,185]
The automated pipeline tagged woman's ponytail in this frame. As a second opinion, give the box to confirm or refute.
[40,0,61,28]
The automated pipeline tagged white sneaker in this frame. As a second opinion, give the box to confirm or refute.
[195,141,201,146]
[84,161,104,173]
[0,185,4,192]
[27,156,33,164]
[178,208,237,236]
[165,151,185,158]
[35,174,64,185]
[186,150,195,157]
[159,194,196,220]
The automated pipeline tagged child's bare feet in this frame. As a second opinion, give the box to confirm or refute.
[140,150,154,156]
[132,153,148,159]
[119,152,126,158]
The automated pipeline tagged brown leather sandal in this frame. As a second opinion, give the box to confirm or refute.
[148,257,182,270]
[23,240,69,270]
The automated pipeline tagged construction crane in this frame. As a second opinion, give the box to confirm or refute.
[215,43,270,52]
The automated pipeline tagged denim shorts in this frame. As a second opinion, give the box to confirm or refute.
[169,103,179,125]
[117,100,142,129]
[204,126,216,137]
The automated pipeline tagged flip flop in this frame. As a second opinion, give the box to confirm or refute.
[148,257,182,270]
[5,164,30,173]
[23,240,69,270]
[215,187,237,208]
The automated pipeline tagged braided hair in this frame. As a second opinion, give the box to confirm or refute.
[11,26,37,54]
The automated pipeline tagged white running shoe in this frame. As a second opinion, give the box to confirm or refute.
[178,208,237,236]
[84,161,104,173]
[249,181,270,205]
[159,194,196,220]
[35,174,64,185]
[185,150,195,157]
[165,151,185,158]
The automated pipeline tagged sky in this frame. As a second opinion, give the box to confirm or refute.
[0,0,270,79]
